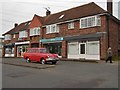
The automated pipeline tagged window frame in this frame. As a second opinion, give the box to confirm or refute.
[80,15,101,29]
[68,22,74,29]
[46,24,59,34]
[19,30,28,38]
[30,27,40,36]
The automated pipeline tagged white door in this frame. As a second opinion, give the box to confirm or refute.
[79,43,86,59]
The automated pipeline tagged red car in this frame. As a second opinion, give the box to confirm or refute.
[23,48,59,64]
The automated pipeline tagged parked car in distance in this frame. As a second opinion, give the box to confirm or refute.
[23,48,59,64]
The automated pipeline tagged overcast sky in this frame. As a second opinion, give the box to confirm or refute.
[0,0,119,37]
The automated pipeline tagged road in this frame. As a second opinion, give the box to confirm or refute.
[2,60,118,88]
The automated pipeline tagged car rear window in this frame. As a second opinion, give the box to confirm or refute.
[27,48,47,53]
[40,49,46,53]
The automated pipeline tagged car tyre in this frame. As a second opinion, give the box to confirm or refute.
[26,58,31,63]
[41,59,45,64]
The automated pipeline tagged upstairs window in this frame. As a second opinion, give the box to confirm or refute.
[4,34,11,40]
[30,27,40,36]
[19,30,28,38]
[68,22,74,29]
[80,15,101,29]
[46,24,59,34]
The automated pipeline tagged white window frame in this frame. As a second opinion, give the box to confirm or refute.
[19,30,28,38]
[30,27,40,36]
[68,22,74,29]
[4,34,11,40]
[46,24,59,34]
[80,15,101,29]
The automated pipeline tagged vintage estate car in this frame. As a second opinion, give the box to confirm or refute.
[23,48,59,64]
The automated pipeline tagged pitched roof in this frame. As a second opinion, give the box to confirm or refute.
[44,2,107,25]
[2,21,31,35]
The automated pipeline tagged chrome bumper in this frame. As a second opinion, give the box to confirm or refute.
[46,58,59,61]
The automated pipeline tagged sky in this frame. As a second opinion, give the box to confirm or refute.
[0,0,119,37]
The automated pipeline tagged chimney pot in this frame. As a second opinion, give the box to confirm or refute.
[107,0,113,14]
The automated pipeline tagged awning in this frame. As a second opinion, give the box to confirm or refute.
[64,33,101,41]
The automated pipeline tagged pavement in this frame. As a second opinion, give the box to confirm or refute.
[1,58,55,69]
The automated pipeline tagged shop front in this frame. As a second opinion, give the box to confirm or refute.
[40,37,63,56]
[15,41,29,57]
[4,43,15,57]
[64,33,101,60]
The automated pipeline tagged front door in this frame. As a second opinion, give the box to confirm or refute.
[79,43,86,59]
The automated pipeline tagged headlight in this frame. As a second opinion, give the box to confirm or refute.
[47,55,50,58]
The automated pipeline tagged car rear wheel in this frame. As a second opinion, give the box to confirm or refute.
[41,59,45,64]
[26,58,30,63]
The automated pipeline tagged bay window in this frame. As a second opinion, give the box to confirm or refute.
[30,27,40,36]
[19,30,28,38]
[80,15,101,28]
[46,24,59,34]
[4,34,11,40]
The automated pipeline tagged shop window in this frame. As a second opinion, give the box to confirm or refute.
[86,41,99,55]
[68,42,79,55]
[5,48,14,54]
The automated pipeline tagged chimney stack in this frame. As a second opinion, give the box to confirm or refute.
[14,23,18,28]
[107,0,113,14]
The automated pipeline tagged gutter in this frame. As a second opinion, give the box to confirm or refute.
[42,13,109,27]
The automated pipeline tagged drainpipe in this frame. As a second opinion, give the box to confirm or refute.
[40,27,44,48]
[106,15,110,48]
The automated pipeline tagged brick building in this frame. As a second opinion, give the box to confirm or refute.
[2,2,120,60]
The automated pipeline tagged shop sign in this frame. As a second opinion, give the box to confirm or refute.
[40,37,63,43]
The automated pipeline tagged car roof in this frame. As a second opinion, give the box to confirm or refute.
[28,48,46,50]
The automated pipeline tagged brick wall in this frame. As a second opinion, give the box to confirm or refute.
[109,17,119,56]
[29,15,42,44]
[62,41,67,58]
